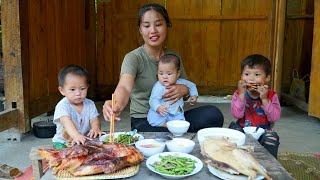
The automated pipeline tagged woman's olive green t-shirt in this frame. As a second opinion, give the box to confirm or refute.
[120,46,187,118]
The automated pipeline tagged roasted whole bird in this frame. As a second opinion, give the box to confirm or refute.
[201,138,272,180]
[38,140,144,176]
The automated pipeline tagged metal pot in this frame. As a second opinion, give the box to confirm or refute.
[33,120,56,138]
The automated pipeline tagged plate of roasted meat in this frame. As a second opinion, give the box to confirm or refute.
[99,131,144,145]
[201,138,272,180]
[37,140,144,179]
[146,152,203,179]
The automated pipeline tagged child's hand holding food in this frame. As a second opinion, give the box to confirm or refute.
[238,80,247,100]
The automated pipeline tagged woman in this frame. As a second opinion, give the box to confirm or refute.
[103,3,223,132]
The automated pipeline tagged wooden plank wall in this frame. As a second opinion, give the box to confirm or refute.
[24,0,96,120]
[95,0,275,99]
[282,0,314,102]
[309,0,320,118]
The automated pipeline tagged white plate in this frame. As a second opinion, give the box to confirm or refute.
[207,165,264,180]
[146,152,203,179]
[99,132,144,145]
[197,128,246,146]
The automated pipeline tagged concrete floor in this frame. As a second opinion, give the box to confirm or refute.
[0,97,320,176]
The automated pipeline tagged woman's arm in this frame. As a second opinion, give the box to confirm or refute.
[102,74,135,121]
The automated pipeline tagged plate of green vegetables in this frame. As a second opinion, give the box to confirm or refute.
[146,152,203,179]
[99,130,144,145]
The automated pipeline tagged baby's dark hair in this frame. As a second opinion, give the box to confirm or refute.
[241,54,272,76]
[58,64,89,86]
[138,3,172,27]
[159,54,180,71]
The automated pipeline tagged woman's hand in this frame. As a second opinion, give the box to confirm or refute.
[102,100,122,122]
[102,74,134,122]
[163,84,188,105]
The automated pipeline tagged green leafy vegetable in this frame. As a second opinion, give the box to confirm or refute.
[104,133,139,144]
[150,155,196,175]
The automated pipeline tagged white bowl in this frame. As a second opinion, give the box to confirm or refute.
[243,126,265,140]
[167,120,190,136]
[166,138,195,154]
[135,139,165,157]
[197,128,246,146]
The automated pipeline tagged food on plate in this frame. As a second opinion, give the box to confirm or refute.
[140,144,160,148]
[201,138,271,180]
[197,127,246,146]
[150,155,196,175]
[104,133,139,144]
[38,140,144,176]
[204,135,237,143]
[176,143,186,147]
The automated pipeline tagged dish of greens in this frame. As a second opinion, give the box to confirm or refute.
[146,152,203,178]
[99,131,144,145]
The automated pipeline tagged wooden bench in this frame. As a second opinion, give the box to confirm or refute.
[29,145,52,180]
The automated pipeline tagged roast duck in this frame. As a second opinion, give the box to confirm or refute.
[38,140,144,176]
[201,138,272,180]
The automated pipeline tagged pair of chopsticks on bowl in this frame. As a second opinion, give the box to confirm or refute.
[109,94,115,143]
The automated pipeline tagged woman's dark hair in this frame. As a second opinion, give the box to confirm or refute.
[58,64,90,86]
[240,54,272,76]
[137,3,172,27]
[159,54,180,71]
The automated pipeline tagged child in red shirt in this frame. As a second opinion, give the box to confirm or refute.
[229,54,281,158]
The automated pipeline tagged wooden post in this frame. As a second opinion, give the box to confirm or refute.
[1,0,30,132]
[272,0,286,95]
[309,0,320,118]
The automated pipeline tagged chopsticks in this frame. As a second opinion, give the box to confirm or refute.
[109,94,115,143]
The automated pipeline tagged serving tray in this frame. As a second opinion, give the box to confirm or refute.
[53,165,139,180]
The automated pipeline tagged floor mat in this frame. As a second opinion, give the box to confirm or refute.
[278,152,320,180]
